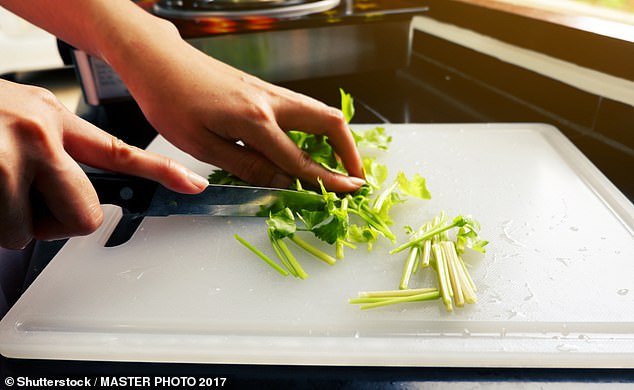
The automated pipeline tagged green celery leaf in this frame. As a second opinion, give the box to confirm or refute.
[303,135,339,170]
[362,157,389,190]
[348,224,379,251]
[266,208,296,239]
[207,170,248,186]
[300,208,348,245]
[340,88,355,123]
[287,131,309,149]
[396,171,432,200]
[352,127,392,150]
[456,222,488,254]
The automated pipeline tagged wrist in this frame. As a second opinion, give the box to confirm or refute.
[97,8,181,69]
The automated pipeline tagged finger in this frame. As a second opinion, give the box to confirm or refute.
[175,130,294,189]
[272,92,364,179]
[30,155,104,241]
[240,121,365,193]
[62,115,208,194]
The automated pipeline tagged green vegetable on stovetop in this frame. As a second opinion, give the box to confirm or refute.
[210,89,487,312]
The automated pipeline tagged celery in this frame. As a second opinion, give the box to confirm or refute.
[234,234,289,276]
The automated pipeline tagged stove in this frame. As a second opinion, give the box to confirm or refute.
[153,0,341,20]
[72,0,428,105]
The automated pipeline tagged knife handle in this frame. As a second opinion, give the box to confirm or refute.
[87,171,159,215]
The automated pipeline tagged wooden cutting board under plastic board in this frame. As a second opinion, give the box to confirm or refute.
[1,123,633,367]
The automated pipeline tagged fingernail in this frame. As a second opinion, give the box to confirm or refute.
[346,176,366,188]
[271,173,292,189]
[188,171,209,190]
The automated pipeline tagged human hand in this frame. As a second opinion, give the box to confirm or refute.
[0,79,209,249]
[105,29,365,193]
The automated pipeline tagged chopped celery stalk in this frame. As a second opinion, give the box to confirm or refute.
[412,253,420,275]
[399,247,419,290]
[458,256,478,293]
[335,241,344,260]
[391,224,454,254]
[455,256,478,304]
[442,241,465,308]
[432,243,453,312]
[421,239,432,268]
[235,234,289,276]
[391,214,477,254]
[277,238,308,279]
[372,181,399,214]
[356,291,441,310]
[289,234,336,265]
[349,297,399,304]
[269,234,297,277]
[358,288,437,298]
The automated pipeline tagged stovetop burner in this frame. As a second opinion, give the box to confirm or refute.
[154,0,339,19]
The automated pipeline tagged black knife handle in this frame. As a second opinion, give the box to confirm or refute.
[87,172,159,215]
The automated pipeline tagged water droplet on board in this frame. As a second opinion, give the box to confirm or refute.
[507,309,526,319]
[556,257,570,266]
[501,221,527,248]
[556,344,578,352]
[524,282,535,301]
[617,289,629,296]
[569,226,579,232]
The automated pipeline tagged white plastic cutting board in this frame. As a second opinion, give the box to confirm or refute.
[1,123,633,367]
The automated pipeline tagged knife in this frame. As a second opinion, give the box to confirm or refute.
[87,171,324,247]
[87,171,325,217]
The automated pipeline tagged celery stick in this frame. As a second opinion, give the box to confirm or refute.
[455,256,477,304]
[234,234,289,276]
[277,238,308,279]
[359,288,437,298]
[269,234,297,277]
[391,224,454,254]
[289,234,336,265]
[399,246,419,289]
[421,239,432,269]
[349,297,396,304]
[358,291,441,310]
[335,197,349,260]
[432,243,453,312]
[458,256,478,293]
[442,241,465,308]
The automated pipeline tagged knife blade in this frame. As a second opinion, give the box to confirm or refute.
[87,171,325,217]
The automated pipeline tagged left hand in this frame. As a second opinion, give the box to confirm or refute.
[105,23,365,193]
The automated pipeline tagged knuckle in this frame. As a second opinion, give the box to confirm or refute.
[30,85,62,108]
[9,95,64,159]
[233,155,264,184]
[322,107,347,131]
[245,98,275,126]
[107,137,135,167]
[296,150,315,172]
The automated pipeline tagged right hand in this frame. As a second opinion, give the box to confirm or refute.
[0,79,209,249]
